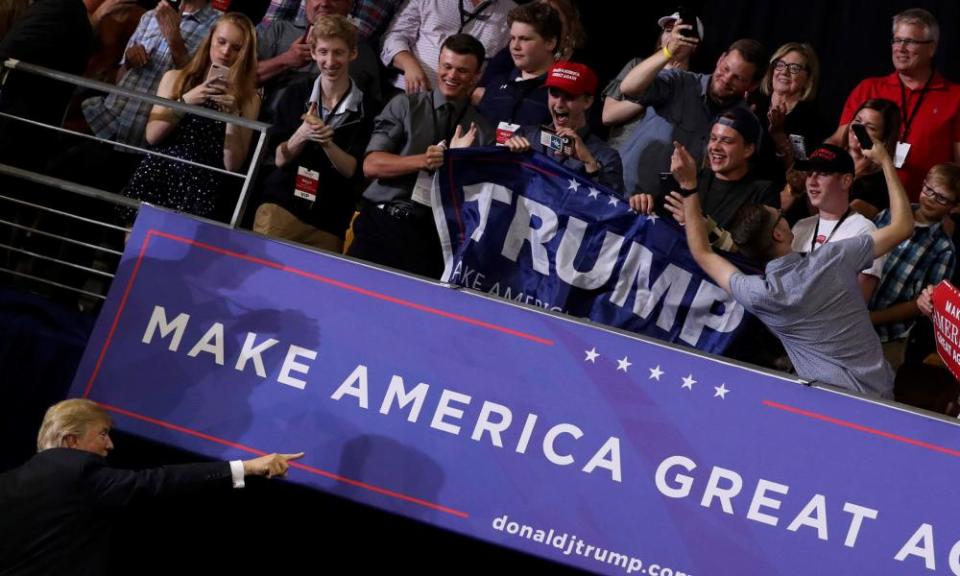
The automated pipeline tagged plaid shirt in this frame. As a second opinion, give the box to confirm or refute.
[870,206,956,341]
[258,0,303,28]
[258,0,401,39]
[352,0,404,38]
[82,4,219,147]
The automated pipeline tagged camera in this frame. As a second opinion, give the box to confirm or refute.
[539,127,571,155]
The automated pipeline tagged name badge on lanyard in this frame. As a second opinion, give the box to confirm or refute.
[895,74,931,170]
[294,166,319,203]
[496,122,520,145]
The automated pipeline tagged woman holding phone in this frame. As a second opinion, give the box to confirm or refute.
[118,12,260,222]
[845,98,901,219]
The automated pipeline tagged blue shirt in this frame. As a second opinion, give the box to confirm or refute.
[476,67,551,127]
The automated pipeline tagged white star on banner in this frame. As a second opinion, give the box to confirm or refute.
[608,196,619,207]
[647,213,659,224]
[617,356,632,372]
[649,365,664,381]
[568,178,580,192]
[681,374,696,390]
[584,347,599,363]
[587,187,601,199]
[714,383,730,399]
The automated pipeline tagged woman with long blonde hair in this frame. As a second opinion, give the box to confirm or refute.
[119,12,260,222]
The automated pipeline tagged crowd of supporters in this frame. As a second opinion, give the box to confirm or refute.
[1,0,959,412]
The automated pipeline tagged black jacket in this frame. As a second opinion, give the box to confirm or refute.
[260,77,375,239]
[0,448,231,576]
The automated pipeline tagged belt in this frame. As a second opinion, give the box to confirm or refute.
[374,201,431,220]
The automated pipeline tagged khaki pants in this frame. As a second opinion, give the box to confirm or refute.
[253,203,343,253]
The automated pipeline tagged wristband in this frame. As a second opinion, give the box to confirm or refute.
[678,185,698,197]
[662,45,673,59]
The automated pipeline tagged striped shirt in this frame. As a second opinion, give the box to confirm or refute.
[380,0,514,91]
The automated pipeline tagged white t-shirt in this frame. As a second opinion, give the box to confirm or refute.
[791,212,886,278]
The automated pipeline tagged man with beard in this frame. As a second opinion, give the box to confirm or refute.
[617,26,766,216]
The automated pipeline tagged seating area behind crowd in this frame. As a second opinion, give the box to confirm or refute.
[1,0,960,414]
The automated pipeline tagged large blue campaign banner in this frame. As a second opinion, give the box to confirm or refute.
[432,147,753,355]
[71,206,960,575]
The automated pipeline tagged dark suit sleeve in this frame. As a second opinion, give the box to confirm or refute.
[83,459,232,508]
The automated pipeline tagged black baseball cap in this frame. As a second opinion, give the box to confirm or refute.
[714,107,762,149]
[794,143,855,174]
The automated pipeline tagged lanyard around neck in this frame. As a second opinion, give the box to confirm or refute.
[810,208,852,252]
[898,73,934,141]
[458,0,492,33]
[318,79,353,123]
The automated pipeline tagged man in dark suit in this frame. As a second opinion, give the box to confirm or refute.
[0,399,303,576]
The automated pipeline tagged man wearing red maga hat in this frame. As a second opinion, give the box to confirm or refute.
[503,62,625,195]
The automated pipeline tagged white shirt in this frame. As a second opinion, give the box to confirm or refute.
[791,212,886,278]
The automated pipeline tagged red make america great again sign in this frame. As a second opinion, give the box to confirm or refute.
[931,280,960,381]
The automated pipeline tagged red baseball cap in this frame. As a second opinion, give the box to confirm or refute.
[544,62,598,97]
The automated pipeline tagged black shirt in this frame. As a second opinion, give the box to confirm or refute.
[698,169,779,229]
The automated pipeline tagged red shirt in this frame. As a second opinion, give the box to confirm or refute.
[840,71,960,201]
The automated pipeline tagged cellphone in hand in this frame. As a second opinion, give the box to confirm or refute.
[206,63,230,85]
[851,123,873,150]
[676,6,699,39]
[659,172,680,196]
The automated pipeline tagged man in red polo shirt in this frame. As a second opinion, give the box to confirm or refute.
[829,8,960,201]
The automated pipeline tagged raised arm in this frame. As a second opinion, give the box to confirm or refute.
[602,97,644,126]
[619,22,698,97]
[864,137,913,257]
[677,142,739,293]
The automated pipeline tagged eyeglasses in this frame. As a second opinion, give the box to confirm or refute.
[891,37,934,48]
[921,184,956,206]
[771,210,785,236]
[773,60,807,75]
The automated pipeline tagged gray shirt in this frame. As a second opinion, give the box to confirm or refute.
[729,235,894,398]
[602,56,644,149]
[362,89,493,203]
[629,69,739,198]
